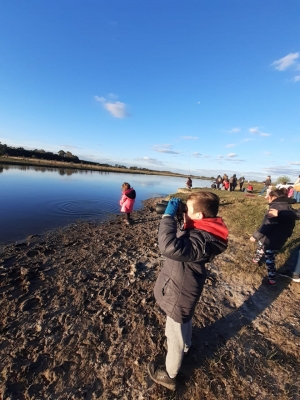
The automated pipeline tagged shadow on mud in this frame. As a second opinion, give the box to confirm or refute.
[177,242,300,396]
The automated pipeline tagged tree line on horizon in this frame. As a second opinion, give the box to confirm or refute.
[0,142,198,177]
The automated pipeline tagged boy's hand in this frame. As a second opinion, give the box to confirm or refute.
[164,198,181,217]
[250,236,256,242]
[268,208,278,218]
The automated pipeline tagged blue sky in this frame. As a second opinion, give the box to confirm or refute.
[0,1,299,181]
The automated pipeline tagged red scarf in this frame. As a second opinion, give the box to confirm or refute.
[184,217,228,243]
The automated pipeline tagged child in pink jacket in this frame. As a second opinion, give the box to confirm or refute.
[120,182,136,225]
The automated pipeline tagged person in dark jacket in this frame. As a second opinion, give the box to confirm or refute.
[216,175,223,189]
[186,177,192,189]
[148,192,228,391]
[229,174,237,191]
[238,176,245,191]
[250,188,298,286]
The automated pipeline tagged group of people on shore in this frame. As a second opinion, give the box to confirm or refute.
[213,174,251,192]
[259,174,300,203]
[119,177,300,391]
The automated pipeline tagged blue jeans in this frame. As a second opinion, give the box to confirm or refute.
[259,186,267,195]
[294,190,300,203]
[294,249,300,275]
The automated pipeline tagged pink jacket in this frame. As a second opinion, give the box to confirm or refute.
[120,188,136,213]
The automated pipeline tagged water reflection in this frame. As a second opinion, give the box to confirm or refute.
[0,163,213,244]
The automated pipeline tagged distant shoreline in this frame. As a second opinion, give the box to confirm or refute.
[0,156,212,180]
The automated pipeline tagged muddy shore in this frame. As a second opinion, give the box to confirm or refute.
[1,198,299,399]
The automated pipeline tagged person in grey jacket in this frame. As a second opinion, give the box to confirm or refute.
[148,192,228,391]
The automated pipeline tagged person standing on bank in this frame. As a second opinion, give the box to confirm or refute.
[238,176,245,191]
[259,175,271,196]
[119,182,136,225]
[293,175,300,203]
[250,188,297,286]
[148,193,228,391]
[186,177,192,190]
[216,175,223,189]
[229,174,237,191]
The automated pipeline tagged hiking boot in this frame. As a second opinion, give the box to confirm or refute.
[278,271,300,283]
[147,361,176,391]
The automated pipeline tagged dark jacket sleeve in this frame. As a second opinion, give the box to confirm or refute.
[158,216,209,263]
[277,209,300,221]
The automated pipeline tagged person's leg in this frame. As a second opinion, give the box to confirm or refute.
[184,319,192,353]
[294,249,300,276]
[165,316,190,378]
[294,191,298,202]
[265,250,277,285]
[296,191,300,203]
[253,241,265,263]
[124,213,130,225]
[259,186,266,196]
[278,248,300,282]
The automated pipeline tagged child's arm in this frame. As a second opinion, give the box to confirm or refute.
[119,194,126,205]
[269,208,300,220]
[158,217,207,262]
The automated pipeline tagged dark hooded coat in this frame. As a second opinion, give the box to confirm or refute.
[252,196,297,250]
[154,216,227,324]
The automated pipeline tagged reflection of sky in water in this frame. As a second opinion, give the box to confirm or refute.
[0,164,213,244]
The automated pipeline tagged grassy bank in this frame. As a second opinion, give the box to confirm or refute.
[0,156,207,179]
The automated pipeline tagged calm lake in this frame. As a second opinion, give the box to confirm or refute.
[0,164,213,244]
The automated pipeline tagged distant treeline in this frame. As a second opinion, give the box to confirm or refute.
[0,143,82,163]
[0,142,194,176]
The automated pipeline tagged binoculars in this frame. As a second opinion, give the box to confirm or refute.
[156,200,188,215]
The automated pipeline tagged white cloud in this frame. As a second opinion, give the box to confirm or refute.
[180,136,198,140]
[104,102,127,118]
[95,96,106,102]
[249,127,271,137]
[191,152,202,158]
[225,127,241,134]
[152,144,180,155]
[216,153,244,163]
[59,144,81,149]
[272,52,300,71]
[263,151,272,155]
[241,138,254,143]
[226,143,237,148]
[264,165,300,177]
[135,157,164,165]
[226,158,245,163]
[291,162,300,165]
[94,95,128,118]
[108,92,118,99]
[294,76,300,82]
